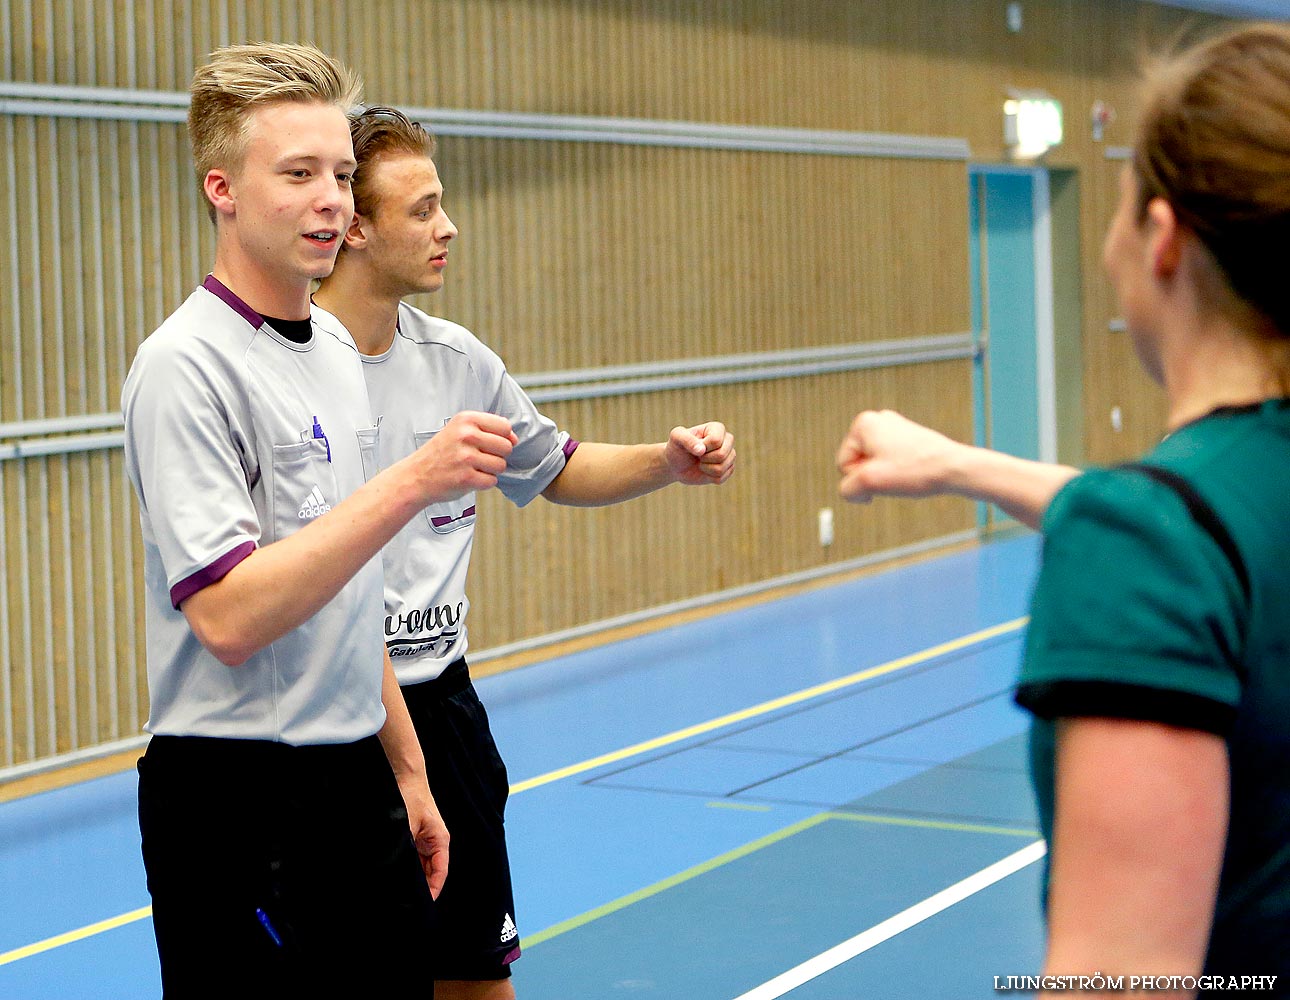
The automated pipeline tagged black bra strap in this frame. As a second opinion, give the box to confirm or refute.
[1119,462,1251,606]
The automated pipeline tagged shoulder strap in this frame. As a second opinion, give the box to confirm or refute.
[1119,462,1251,606]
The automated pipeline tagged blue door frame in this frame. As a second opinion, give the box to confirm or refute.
[968,166,1055,526]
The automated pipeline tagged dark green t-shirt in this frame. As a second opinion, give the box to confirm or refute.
[1017,399,1290,979]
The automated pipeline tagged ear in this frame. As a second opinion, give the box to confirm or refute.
[203,168,236,218]
[342,211,369,251]
[1145,196,1184,280]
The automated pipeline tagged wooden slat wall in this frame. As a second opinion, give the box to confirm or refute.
[469,362,975,650]
[0,0,1234,768]
[420,143,968,370]
[1081,157,1171,460]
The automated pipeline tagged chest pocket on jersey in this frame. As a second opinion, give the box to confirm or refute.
[414,428,477,534]
[356,424,381,483]
[270,438,339,542]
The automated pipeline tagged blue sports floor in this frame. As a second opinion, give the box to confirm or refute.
[0,534,1046,999]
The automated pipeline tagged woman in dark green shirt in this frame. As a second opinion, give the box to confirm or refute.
[838,22,1290,993]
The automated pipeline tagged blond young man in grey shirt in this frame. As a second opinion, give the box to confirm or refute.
[124,48,519,997]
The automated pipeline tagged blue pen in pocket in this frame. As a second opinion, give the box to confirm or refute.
[256,907,284,947]
[311,416,331,463]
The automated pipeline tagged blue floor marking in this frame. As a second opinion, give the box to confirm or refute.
[515,736,1040,999]
[737,756,941,809]
[587,744,831,798]
[583,640,1023,809]
[709,643,1021,758]
[853,734,1038,829]
[857,691,1030,764]
[480,536,1039,782]
[506,780,823,934]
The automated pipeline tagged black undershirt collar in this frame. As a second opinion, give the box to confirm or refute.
[262,315,313,344]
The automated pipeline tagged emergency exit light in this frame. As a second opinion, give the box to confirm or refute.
[1004,92,1063,159]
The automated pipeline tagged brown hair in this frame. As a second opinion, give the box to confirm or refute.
[348,106,438,220]
[188,42,363,224]
[1132,22,1290,337]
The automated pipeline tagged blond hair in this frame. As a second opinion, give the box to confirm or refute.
[1133,23,1290,337]
[188,42,363,223]
[347,106,438,220]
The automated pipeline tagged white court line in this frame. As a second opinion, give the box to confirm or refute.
[730,840,1047,1000]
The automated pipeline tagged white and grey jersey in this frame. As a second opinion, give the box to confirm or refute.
[121,276,387,744]
[312,303,571,685]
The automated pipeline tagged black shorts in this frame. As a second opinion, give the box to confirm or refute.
[405,659,520,980]
[137,734,436,999]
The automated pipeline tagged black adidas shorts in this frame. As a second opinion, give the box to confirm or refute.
[138,734,437,999]
[404,659,520,980]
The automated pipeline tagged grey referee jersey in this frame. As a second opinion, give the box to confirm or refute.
[122,278,387,745]
[312,303,571,686]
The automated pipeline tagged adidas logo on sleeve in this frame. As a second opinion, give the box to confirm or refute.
[297,485,332,520]
[500,913,518,943]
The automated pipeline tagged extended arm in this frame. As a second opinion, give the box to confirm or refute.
[835,409,1078,529]
[377,648,449,899]
[541,422,736,507]
[183,411,517,664]
[1040,717,1227,997]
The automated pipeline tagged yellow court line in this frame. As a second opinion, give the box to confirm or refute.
[824,810,1039,839]
[520,814,834,947]
[0,906,153,967]
[0,617,1027,969]
[707,801,774,813]
[509,616,1028,794]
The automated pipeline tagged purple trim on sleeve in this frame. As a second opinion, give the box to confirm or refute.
[562,438,579,460]
[201,274,264,330]
[501,945,521,965]
[169,540,256,609]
